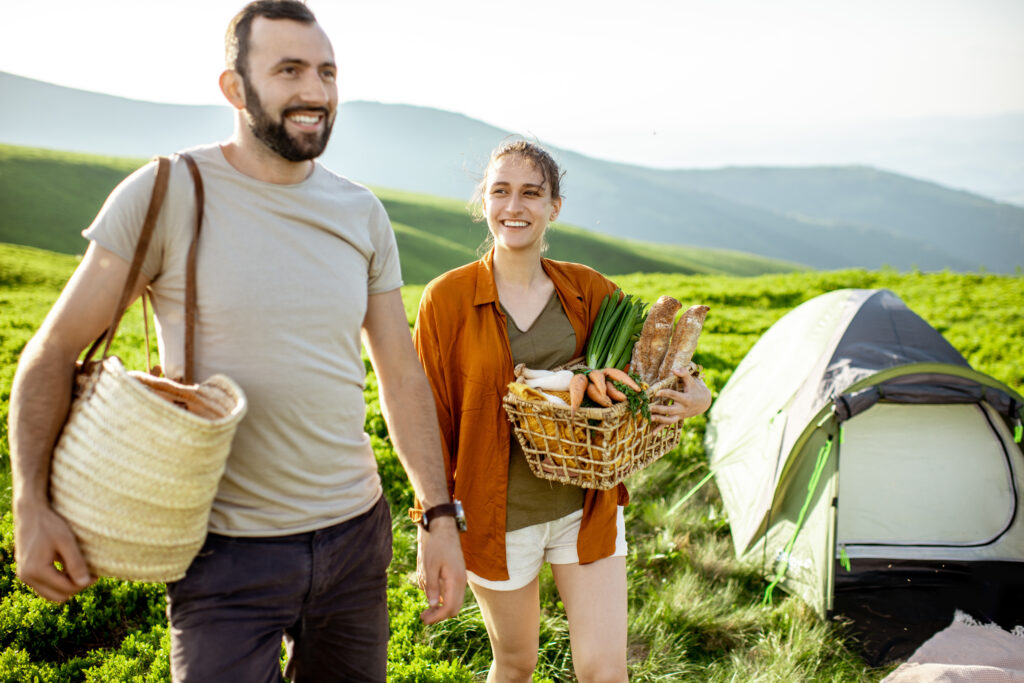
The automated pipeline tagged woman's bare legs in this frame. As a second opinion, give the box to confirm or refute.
[471,555,627,683]
[471,578,541,683]
[552,555,628,683]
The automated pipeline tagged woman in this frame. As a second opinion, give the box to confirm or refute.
[413,140,711,682]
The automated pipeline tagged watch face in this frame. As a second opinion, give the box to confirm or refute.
[454,500,467,532]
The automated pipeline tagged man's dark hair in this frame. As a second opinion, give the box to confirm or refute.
[225,1,318,78]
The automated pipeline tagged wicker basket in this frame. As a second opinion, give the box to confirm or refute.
[502,373,684,490]
[50,356,247,582]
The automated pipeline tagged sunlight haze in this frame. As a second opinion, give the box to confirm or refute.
[3,0,1023,170]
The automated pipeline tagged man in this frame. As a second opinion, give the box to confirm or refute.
[8,1,465,680]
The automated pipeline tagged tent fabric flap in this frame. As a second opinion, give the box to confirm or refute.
[706,289,858,555]
[746,426,839,617]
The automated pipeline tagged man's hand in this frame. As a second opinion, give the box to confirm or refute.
[14,502,95,603]
[415,518,466,624]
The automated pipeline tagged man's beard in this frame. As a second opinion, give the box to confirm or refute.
[242,78,334,162]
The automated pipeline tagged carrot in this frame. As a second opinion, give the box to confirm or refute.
[603,367,641,392]
[588,370,608,400]
[569,373,588,413]
[586,379,613,407]
[605,382,627,402]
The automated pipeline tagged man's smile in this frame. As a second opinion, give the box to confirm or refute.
[284,108,329,131]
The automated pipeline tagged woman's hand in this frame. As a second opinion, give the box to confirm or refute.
[649,368,712,431]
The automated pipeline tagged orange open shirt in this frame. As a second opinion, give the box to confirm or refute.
[413,249,628,581]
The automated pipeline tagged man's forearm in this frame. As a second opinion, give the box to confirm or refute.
[377,369,451,508]
[9,336,77,512]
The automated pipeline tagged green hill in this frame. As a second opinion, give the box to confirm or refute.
[0,144,800,283]
[0,145,145,254]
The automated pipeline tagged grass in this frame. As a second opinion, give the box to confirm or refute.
[2,242,1022,680]
[393,266,1023,682]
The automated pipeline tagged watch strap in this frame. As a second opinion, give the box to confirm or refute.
[408,501,465,531]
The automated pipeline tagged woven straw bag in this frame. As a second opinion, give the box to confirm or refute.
[49,154,247,583]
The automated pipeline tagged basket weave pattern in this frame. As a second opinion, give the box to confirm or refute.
[50,356,247,582]
[502,375,682,490]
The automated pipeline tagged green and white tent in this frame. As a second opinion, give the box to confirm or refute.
[705,289,1024,653]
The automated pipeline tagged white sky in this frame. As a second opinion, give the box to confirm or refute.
[3,0,1023,168]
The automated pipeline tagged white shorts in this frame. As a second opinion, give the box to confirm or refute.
[467,506,627,592]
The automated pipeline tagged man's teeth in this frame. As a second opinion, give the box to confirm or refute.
[504,220,529,227]
[289,114,320,124]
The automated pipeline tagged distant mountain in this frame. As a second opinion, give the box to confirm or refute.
[0,144,799,283]
[664,166,1024,276]
[2,71,1021,273]
[615,114,1024,209]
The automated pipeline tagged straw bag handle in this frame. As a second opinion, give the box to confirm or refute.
[81,153,205,384]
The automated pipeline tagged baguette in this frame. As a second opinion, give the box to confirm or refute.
[630,295,681,384]
[657,305,710,381]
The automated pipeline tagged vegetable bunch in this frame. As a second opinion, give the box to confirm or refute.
[585,289,648,370]
[511,364,650,419]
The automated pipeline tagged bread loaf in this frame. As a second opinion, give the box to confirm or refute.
[630,295,681,384]
[657,305,709,381]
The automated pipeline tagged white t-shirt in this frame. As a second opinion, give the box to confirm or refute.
[83,143,403,536]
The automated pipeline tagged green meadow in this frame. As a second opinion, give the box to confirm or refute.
[2,240,1021,681]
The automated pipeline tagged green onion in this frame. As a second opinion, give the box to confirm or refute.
[585,290,617,367]
[585,291,648,369]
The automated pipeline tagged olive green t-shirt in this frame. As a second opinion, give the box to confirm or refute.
[503,292,585,531]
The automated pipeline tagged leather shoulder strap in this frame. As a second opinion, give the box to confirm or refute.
[178,152,204,384]
[84,156,172,366]
[82,154,206,385]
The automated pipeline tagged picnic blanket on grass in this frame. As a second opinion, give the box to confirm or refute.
[882,611,1024,682]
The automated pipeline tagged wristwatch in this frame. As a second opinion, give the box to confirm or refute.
[409,500,467,532]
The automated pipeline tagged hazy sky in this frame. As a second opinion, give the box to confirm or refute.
[3,0,1023,168]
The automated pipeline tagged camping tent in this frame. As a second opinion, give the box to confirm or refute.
[705,288,1024,660]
